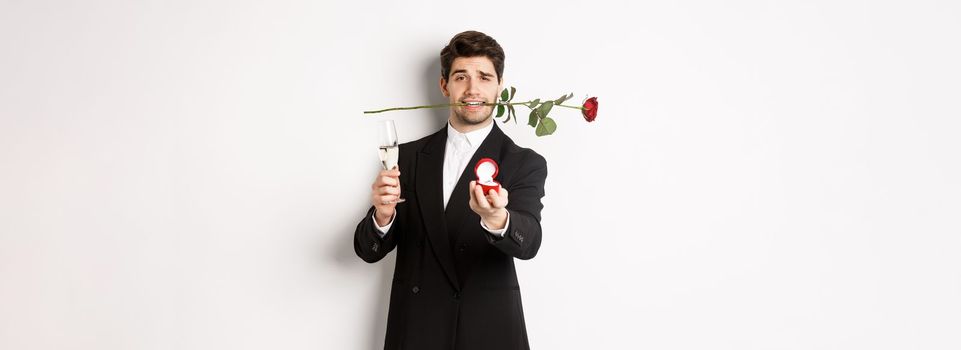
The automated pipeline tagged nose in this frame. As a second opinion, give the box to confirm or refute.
[464,79,480,96]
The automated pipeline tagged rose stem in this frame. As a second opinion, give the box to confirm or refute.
[364,101,583,114]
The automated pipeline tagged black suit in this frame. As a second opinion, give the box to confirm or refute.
[354,122,547,350]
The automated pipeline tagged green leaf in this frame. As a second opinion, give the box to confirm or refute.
[509,86,516,101]
[536,101,554,119]
[495,104,505,118]
[535,117,557,136]
[508,104,516,122]
[528,109,539,127]
[528,98,540,109]
[500,88,509,102]
[554,92,573,105]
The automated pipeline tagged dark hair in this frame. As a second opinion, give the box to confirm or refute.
[440,30,505,83]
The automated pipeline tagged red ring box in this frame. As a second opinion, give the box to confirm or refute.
[475,158,501,195]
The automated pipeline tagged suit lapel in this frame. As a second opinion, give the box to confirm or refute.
[415,122,508,290]
[415,125,460,291]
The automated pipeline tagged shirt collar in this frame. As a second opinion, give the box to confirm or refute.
[447,119,494,148]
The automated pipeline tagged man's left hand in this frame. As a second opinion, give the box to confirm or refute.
[469,180,509,230]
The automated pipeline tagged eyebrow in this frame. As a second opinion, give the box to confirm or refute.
[451,69,495,78]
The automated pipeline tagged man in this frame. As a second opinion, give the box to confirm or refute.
[354,30,548,350]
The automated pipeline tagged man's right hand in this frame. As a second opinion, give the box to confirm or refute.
[371,167,401,226]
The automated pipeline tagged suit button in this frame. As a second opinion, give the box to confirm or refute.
[453,292,460,299]
[412,286,420,294]
[458,244,467,252]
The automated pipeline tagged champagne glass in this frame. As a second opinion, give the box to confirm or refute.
[377,120,405,203]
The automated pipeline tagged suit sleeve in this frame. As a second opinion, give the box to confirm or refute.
[484,151,547,260]
[354,205,401,263]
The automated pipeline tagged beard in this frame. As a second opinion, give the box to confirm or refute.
[452,104,493,126]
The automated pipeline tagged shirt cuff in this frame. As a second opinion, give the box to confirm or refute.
[480,210,510,237]
[372,210,396,237]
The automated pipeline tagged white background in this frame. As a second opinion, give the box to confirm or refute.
[2,1,959,349]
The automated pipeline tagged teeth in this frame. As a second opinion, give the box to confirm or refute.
[465,101,483,106]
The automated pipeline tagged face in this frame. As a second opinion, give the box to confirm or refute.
[440,56,503,127]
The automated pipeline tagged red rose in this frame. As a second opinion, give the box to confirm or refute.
[582,97,598,122]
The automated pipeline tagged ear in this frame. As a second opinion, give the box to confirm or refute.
[439,75,449,97]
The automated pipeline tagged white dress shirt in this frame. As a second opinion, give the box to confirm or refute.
[373,120,509,237]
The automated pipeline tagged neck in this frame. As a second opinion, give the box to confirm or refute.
[448,116,492,134]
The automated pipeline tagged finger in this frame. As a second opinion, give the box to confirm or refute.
[372,173,385,188]
[486,188,498,201]
[490,191,508,209]
[379,176,397,187]
[378,194,399,204]
[486,189,503,207]
[379,186,399,196]
[387,168,400,177]
[495,187,508,206]
[474,184,491,209]
[468,181,477,201]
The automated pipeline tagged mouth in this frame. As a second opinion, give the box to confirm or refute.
[461,100,487,112]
